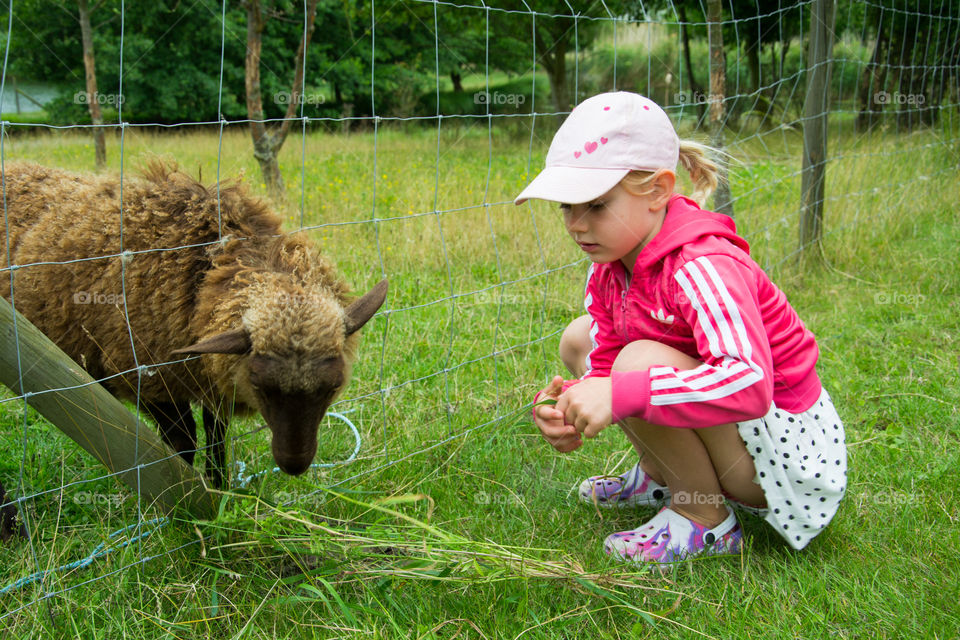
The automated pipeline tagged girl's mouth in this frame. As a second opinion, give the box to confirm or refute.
[578,242,600,253]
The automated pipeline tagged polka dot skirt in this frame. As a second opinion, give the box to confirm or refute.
[736,388,847,550]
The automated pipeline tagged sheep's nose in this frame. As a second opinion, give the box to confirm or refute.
[271,437,318,476]
[274,454,313,476]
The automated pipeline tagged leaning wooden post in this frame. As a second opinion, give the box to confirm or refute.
[799,0,838,263]
[0,295,217,520]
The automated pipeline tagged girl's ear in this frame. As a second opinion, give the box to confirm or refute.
[648,170,676,210]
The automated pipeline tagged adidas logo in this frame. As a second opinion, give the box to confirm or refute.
[650,308,675,325]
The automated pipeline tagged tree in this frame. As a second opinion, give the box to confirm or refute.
[77,0,106,168]
[707,0,733,217]
[496,1,630,117]
[244,0,318,198]
[853,0,960,132]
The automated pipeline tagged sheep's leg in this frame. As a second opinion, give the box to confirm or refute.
[202,407,228,490]
[145,401,198,467]
[0,481,27,542]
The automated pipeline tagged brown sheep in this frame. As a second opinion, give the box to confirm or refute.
[0,162,387,490]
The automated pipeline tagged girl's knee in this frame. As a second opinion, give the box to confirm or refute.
[559,315,591,377]
[612,340,702,373]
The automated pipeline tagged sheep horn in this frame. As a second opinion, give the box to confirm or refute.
[173,328,252,355]
[344,278,388,336]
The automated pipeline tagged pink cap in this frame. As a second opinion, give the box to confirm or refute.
[514,92,679,205]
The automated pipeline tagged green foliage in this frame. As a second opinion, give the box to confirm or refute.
[3,0,956,131]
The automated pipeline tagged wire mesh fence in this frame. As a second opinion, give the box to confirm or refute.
[0,0,957,619]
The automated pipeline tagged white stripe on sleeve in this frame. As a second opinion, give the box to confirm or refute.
[649,257,765,406]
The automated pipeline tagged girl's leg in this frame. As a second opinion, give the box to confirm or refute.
[559,316,666,484]
[558,315,592,378]
[612,341,767,526]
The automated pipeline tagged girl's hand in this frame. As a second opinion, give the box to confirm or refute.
[557,377,613,439]
[533,375,582,453]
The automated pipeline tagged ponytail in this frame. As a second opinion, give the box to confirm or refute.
[620,139,726,207]
[678,139,721,206]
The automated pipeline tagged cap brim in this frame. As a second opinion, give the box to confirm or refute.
[514,166,630,205]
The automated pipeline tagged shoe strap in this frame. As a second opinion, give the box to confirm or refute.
[702,505,737,544]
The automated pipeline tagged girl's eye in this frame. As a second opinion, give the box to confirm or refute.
[588,201,605,210]
[559,203,571,212]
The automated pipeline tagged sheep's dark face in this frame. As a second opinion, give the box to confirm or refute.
[174,278,388,476]
[247,353,347,475]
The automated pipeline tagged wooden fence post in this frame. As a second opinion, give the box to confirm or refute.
[0,295,216,520]
[706,0,733,216]
[800,0,838,261]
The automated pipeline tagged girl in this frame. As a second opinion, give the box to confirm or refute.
[517,92,846,565]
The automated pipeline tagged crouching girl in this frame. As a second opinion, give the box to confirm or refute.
[518,92,847,565]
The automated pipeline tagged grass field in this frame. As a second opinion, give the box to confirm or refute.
[0,112,958,638]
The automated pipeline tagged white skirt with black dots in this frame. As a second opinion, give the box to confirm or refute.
[735,387,847,550]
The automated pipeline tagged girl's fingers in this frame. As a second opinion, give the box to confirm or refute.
[549,375,564,394]
[539,420,578,440]
[535,405,564,422]
[583,422,605,439]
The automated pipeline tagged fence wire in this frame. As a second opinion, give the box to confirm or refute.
[0,0,956,616]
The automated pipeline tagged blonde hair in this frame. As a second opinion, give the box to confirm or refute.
[620,139,723,206]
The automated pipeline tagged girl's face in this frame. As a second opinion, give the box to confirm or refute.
[561,181,667,273]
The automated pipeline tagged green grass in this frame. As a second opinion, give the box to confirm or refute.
[0,113,958,638]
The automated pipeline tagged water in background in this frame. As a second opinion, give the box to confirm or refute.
[0,80,59,114]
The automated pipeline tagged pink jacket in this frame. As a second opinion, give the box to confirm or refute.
[570,194,822,427]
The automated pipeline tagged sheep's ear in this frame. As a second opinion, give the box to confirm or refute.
[173,328,252,355]
[344,278,388,336]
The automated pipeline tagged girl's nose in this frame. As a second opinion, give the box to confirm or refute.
[564,209,587,232]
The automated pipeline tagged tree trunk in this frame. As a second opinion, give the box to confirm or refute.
[780,40,789,80]
[746,33,761,95]
[450,70,463,93]
[744,32,771,119]
[244,0,319,200]
[706,0,733,216]
[677,3,706,123]
[535,28,569,123]
[856,7,887,132]
[77,0,106,169]
[546,51,569,114]
[245,0,282,196]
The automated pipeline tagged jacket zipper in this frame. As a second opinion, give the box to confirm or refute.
[620,273,629,337]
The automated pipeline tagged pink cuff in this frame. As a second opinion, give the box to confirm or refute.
[610,370,651,422]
